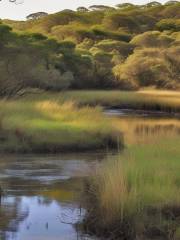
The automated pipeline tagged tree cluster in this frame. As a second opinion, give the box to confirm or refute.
[1,1,180,96]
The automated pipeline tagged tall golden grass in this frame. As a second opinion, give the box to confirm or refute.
[113,116,180,145]
[83,133,180,239]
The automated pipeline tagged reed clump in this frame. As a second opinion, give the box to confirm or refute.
[83,134,180,240]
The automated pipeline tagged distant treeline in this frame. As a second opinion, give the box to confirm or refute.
[1,1,180,96]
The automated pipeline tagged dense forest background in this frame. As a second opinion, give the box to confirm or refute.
[0,1,180,96]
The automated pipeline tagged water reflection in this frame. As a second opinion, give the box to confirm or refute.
[0,153,106,240]
[0,110,180,239]
[0,195,91,240]
[108,110,180,144]
[0,196,29,240]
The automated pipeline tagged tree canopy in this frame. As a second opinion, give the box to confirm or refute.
[1,1,180,96]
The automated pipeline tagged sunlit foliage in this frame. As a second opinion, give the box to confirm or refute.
[1,1,180,95]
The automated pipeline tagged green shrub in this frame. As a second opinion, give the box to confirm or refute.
[95,39,134,56]
[156,19,180,31]
[131,31,174,47]
[113,47,180,89]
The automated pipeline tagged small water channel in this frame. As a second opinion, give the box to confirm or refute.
[0,110,180,240]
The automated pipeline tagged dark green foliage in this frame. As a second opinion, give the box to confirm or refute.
[146,1,162,7]
[26,12,48,20]
[0,2,180,95]
[28,33,48,41]
[0,24,13,46]
[116,3,135,9]
[77,7,89,12]
[0,23,76,96]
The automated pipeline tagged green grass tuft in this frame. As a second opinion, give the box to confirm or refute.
[0,99,121,153]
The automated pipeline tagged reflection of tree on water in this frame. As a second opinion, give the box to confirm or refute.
[38,196,52,206]
[0,186,2,204]
[0,154,104,240]
[0,196,29,240]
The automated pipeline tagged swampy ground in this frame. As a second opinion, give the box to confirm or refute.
[0,90,180,240]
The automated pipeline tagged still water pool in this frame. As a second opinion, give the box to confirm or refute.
[0,153,104,240]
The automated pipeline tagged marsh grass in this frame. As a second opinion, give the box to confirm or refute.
[0,100,121,153]
[112,116,180,145]
[83,134,180,240]
[67,90,180,112]
[26,90,180,113]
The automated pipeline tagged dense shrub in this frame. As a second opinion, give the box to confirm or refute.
[103,12,140,32]
[0,23,76,96]
[131,31,174,47]
[156,19,180,31]
[1,2,180,94]
[113,48,180,89]
[94,39,134,56]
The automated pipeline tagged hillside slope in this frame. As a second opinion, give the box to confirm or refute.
[1,1,180,96]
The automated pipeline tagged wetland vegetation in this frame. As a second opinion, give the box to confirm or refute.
[82,133,180,240]
[1,90,180,153]
[0,99,121,153]
[0,1,180,239]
